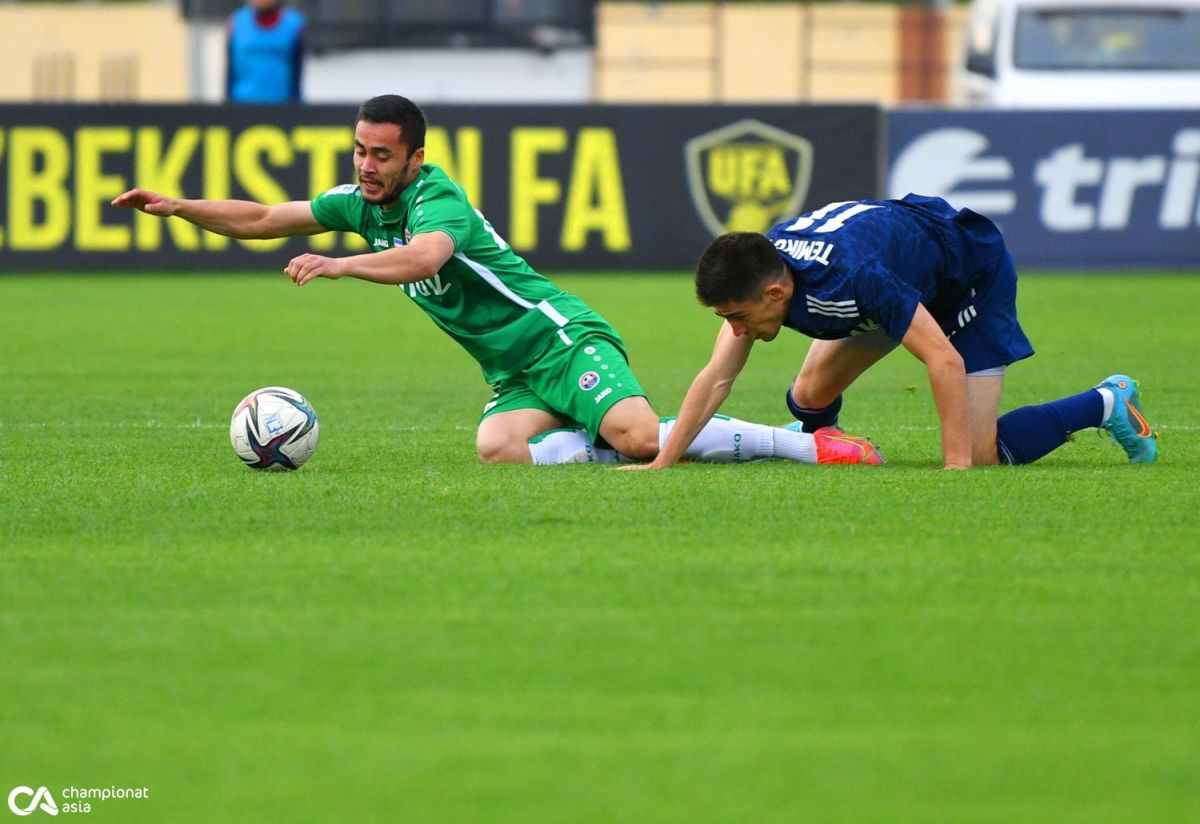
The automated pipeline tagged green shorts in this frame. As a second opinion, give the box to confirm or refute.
[481,329,646,442]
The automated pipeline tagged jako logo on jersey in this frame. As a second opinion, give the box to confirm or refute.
[685,119,813,237]
[8,786,59,817]
[578,371,600,391]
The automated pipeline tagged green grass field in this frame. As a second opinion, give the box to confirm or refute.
[2,272,1198,822]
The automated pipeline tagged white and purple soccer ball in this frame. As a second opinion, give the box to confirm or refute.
[229,386,319,470]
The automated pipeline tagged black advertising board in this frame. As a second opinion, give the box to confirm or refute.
[0,103,882,272]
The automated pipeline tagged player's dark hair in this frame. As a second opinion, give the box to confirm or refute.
[695,232,786,306]
[356,94,427,153]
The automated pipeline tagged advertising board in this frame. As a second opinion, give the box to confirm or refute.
[889,110,1200,269]
[0,104,881,271]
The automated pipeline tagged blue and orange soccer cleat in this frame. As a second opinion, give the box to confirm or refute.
[783,422,885,464]
[1096,374,1158,464]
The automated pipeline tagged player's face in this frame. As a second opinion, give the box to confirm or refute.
[712,279,791,342]
[353,120,424,207]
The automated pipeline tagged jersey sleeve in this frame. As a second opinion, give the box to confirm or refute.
[850,259,923,342]
[407,178,473,251]
[310,184,362,232]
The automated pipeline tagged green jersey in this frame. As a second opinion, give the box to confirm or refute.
[310,164,619,383]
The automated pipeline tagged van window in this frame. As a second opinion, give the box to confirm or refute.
[1014,8,1200,70]
[965,11,999,77]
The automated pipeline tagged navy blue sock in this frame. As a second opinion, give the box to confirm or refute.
[786,386,842,433]
[995,389,1104,465]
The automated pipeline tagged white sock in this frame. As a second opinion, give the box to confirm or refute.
[771,425,819,463]
[1096,387,1115,424]
[528,429,617,465]
[659,415,816,463]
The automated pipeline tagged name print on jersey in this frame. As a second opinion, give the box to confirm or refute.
[774,238,834,266]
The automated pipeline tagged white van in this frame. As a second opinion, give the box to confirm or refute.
[959,0,1200,107]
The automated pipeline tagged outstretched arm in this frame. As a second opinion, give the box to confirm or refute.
[901,303,971,469]
[285,230,456,287]
[627,321,754,470]
[111,189,324,239]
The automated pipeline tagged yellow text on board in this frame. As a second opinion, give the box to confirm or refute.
[0,124,631,255]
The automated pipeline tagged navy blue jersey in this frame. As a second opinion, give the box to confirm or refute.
[770,194,1010,343]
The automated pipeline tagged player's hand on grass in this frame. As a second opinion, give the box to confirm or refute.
[286,253,346,286]
[617,461,667,471]
[111,188,177,216]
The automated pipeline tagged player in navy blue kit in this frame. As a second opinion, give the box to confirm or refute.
[638,194,1158,471]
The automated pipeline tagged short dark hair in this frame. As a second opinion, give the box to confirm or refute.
[356,94,427,153]
[695,232,786,306]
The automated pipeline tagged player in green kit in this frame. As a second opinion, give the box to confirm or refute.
[112,95,882,466]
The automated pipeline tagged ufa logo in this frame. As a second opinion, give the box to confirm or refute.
[685,119,813,236]
[7,786,58,816]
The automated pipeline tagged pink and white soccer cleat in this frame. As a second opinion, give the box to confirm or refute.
[812,426,885,465]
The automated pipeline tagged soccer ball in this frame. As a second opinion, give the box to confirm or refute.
[229,386,319,470]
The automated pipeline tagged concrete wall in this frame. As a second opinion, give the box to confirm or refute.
[595,2,967,105]
[303,48,594,104]
[0,2,968,106]
[0,5,189,102]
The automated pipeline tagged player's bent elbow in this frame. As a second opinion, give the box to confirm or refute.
[395,261,441,284]
[415,263,442,281]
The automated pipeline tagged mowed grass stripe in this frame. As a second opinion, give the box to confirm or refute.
[1,272,1198,823]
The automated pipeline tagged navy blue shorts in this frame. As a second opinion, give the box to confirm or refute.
[943,251,1035,374]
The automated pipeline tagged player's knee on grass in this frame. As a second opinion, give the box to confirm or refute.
[967,375,1005,466]
[475,432,530,464]
[598,417,659,460]
[973,440,1000,466]
[603,423,659,460]
[972,417,1001,465]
